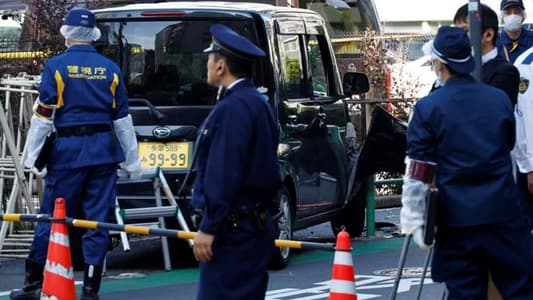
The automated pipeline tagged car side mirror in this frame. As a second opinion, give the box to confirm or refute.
[342,72,370,97]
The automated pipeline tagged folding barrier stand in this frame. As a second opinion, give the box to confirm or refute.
[389,189,445,300]
[113,167,192,271]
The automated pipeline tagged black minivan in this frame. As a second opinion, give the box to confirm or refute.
[92,1,401,268]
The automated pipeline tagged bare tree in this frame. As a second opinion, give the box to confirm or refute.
[16,0,108,73]
[361,28,388,99]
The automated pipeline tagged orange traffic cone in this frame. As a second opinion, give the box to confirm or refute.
[329,229,357,300]
[41,197,76,300]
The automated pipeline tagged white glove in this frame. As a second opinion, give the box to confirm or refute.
[117,167,142,180]
[113,114,142,176]
[401,157,435,250]
[23,115,53,168]
[129,168,142,180]
[30,166,47,178]
[117,168,128,178]
[411,227,432,250]
[400,177,428,235]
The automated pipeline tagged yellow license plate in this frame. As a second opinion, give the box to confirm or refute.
[138,142,190,169]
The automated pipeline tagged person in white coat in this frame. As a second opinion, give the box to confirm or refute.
[513,47,533,231]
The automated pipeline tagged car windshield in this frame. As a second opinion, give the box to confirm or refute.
[94,19,259,106]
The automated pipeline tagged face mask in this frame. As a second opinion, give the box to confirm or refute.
[503,14,523,32]
[432,60,446,87]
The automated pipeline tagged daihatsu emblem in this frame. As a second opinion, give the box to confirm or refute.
[153,126,171,138]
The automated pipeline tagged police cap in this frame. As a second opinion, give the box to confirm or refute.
[64,8,96,28]
[431,26,475,75]
[203,24,265,61]
[500,0,525,11]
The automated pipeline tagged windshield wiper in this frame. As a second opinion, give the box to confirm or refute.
[129,98,166,124]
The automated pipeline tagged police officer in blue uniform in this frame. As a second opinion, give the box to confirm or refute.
[191,24,280,300]
[11,7,140,300]
[497,0,533,63]
[401,26,533,299]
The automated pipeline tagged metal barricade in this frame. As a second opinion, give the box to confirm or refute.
[0,74,39,258]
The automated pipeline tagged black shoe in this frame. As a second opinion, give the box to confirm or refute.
[9,283,41,300]
[9,259,44,300]
[80,289,99,300]
[80,264,103,300]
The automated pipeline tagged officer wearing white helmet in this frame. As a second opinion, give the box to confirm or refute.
[11,7,140,300]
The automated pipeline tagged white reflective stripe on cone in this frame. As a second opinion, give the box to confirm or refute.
[45,260,74,280]
[49,231,70,247]
[40,295,59,300]
[333,251,353,266]
[329,279,357,294]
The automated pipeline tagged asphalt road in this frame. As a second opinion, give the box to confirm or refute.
[0,208,447,299]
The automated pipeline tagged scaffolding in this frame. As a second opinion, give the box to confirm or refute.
[0,74,40,258]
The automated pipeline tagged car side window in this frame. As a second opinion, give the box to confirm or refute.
[305,35,329,97]
[277,34,306,99]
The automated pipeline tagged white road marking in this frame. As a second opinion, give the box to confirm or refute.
[0,275,434,298]
[265,274,434,299]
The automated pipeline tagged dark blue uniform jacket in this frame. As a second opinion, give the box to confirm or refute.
[407,75,521,228]
[497,28,533,63]
[39,44,128,170]
[191,79,281,234]
[482,56,520,105]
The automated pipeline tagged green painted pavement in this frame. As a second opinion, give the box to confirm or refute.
[0,236,407,299]
[291,236,406,264]
[100,237,406,294]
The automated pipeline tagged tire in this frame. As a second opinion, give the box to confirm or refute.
[269,186,293,270]
[331,182,367,237]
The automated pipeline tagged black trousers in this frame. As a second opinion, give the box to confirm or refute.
[196,219,275,300]
[517,172,533,231]
[432,219,533,299]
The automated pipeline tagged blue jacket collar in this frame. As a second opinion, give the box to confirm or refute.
[444,74,474,86]
[500,29,527,45]
[224,78,253,97]
[66,44,96,53]
[228,78,252,91]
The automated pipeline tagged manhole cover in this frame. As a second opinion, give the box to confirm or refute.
[374,267,431,278]
[106,272,147,279]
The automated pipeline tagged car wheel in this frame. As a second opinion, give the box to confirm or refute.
[331,181,367,237]
[269,186,293,270]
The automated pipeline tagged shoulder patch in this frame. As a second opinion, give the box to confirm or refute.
[519,77,529,94]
